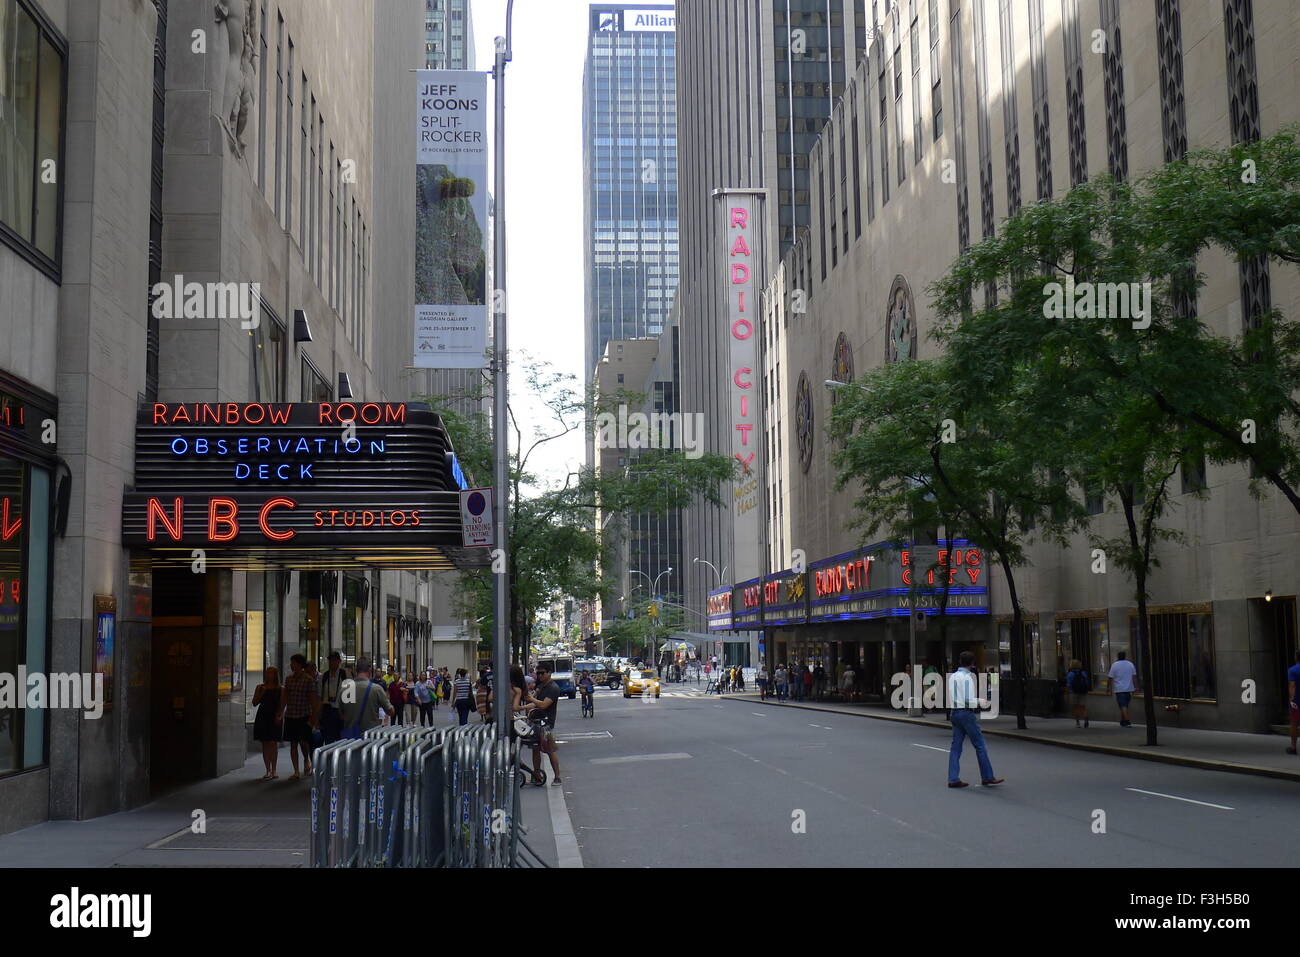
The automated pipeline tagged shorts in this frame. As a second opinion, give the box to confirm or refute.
[1289,706,1300,728]
[534,729,556,754]
[284,716,313,743]
[1115,692,1132,709]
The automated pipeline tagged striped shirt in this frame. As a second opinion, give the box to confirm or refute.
[452,676,473,702]
[948,668,980,710]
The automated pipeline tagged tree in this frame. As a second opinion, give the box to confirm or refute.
[932,175,1220,745]
[829,358,1084,729]
[423,356,734,664]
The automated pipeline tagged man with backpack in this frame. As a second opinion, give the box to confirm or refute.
[338,659,394,738]
[1065,658,1091,728]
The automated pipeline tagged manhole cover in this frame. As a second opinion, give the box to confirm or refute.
[148,818,308,851]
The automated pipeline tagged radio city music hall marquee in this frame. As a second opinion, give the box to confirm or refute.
[708,543,990,631]
[121,402,465,552]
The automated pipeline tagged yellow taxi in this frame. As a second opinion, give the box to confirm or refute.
[623,668,661,699]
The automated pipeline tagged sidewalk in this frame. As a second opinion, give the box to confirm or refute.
[0,748,564,867]
[722,693,1300,783]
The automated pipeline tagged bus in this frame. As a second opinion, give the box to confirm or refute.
[535,655,576,698]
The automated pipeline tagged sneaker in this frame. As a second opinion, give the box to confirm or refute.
[551,778,563,786]
[981,778,1004,786]
[947,781,969,788]
[1287,747,1297,755]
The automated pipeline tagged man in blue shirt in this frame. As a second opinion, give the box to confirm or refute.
[1287,651,1300,756]
[946,651,1003,789]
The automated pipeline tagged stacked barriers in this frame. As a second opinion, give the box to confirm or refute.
[310,721,546,867]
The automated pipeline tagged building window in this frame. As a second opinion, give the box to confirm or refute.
[300,356,332,402]
[1181,453,1207,493]
[0,0,66,272]
[250,308,285,402]
[1130,611,1216,700]
[928,0,941,140]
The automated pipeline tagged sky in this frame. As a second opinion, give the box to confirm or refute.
[470,0,596,489]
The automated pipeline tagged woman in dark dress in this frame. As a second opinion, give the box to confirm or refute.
[252,666,283,780]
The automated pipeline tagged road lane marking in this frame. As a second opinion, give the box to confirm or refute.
[752,712,766,716]
[809,723,823,728]
[589,753,692,765]
[547,778,584,868]
[1124,787,1234,810]
[912,744,950,753]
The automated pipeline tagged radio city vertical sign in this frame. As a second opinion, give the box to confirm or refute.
[716,189,765,580]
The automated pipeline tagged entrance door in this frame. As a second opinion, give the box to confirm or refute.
[1267,597,1298,723]
[151,621,206,789]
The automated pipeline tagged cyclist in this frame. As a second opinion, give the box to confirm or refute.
[578,669,595,718]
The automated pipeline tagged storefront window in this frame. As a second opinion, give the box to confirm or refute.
[0,456,52,775]
[342,575,364,659]
[300,357,332,402]
[0,0,65,268]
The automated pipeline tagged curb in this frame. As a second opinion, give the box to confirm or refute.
[721,694,1300,784]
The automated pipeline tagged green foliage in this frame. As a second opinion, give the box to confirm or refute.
[420,356,734,659]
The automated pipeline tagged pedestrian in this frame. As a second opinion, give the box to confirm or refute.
[813,662,827,700]
[414,673,434,726]
[1287,650,1300,755]
[947,651,1003,788]
[802,664,813,701]
[840,663,855,702]
[509,664,528,714]
[389,673,408,725]
[526,665,563,786]
[1107,650,1139,727]
[1065,658,1091,728]
[476,674,493,723]
[318,651,346,743]
[280,654,320,780]
[452,668,475,725]
[775,663,788,701]
[756,663,768,700]
[251,666,283,780]
[339,658,394,738]
[735,666,745,692]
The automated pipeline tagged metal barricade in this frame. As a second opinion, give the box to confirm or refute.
[311,720,535,867]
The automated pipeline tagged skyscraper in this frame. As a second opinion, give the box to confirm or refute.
[423,0,475,70]
[675,0,866,658]
[582,4,679,386]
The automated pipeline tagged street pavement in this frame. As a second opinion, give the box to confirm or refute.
[552,687,1298,867]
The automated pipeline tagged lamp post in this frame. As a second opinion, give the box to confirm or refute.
[490,0,515,739]
[630,567,672,670]
[692,558,727,666]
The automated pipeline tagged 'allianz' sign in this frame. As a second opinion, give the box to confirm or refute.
[624,9,675,31]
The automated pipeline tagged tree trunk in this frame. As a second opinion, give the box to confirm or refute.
[1134,568,1159,747]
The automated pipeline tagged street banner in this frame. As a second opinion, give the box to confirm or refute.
[415,70,489,369]
[459,487,494,547]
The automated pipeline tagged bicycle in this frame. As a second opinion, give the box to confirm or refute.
[580,688,595,718]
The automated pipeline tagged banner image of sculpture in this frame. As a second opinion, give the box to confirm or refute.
[414,70,490,369]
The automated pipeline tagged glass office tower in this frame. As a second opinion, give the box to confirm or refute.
[423,0,474,70]
[582,4,679,385]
